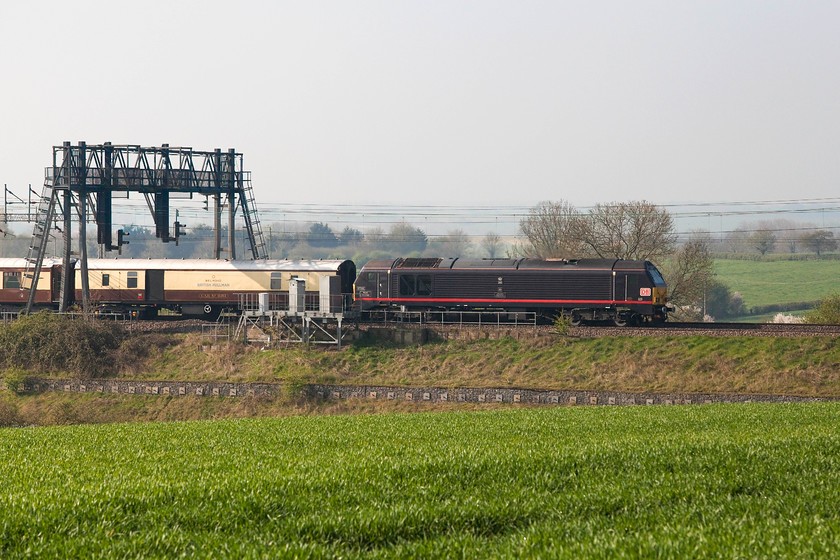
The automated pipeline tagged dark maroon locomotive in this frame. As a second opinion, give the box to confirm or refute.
[354,257,669,326]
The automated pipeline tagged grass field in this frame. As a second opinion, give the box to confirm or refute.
[2,404,839,558]
[714,258,840,309]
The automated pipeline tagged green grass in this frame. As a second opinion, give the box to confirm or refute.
[2,404,840,558]
[714,258,840,309]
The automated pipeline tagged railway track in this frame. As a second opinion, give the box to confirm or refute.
[574,321,840,337]
[114,316,840,337]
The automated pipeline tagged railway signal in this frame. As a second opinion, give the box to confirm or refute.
[117,229,129,255]
[174,221,186,246]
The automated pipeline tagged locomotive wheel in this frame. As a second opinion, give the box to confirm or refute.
[613,315,628,327]
[570,313,582,327]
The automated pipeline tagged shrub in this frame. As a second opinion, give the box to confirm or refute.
[553,314,573,336]
[2,368,30,392]
[0,312,125,377]
[771,313,805,324]
[805,294,840,324]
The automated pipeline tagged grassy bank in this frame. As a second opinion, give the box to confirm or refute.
[106,333,840,397]
[0,390,486,427]
[2,404,840,558]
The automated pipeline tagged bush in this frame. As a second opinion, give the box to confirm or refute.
[553,314,573,336]
[805,294,840,324]
[2,368,30,392]
[749,301,817,315]
[0,312,125,377]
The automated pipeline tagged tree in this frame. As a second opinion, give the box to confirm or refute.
[481,232,503,258]
[575,200,676,262]
[339,226,363,246]
[518,200,582,258]
[724,227,751,254]
[659,233,714,309]
[800,230,837,256]
[386,223,428,254]
[307,222,338,247]
[431,228,470,257]
[703,280,746,320]
[748,229,776,256]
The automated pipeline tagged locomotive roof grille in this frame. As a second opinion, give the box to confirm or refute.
[394,258,443,269]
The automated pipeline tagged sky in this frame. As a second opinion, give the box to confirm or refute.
[1,0,838,219]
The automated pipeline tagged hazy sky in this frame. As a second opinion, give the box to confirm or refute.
[1,0,838,210]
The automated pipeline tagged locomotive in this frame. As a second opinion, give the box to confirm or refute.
[353,257,669,325]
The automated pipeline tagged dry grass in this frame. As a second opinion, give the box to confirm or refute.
[85,334,840,398]
[0,391,506,427]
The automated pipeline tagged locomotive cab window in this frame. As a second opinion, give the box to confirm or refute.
[102,273,110,287]
[399,275,415,296]
[270,272,283,290]
[3,271,21,289]
[126,271,138,289]
[646,264,666,287]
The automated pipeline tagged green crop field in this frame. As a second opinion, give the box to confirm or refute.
[2,404,840,558]
[714,258,840,309]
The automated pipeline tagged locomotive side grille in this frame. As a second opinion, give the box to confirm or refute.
[503,274,612,300]
[432,272,612,301]
[434,274,499,297]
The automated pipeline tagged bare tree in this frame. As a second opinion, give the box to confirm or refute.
[481,231,503,258]
[749,229,776,256]
[660,233,714,309]
[575,200,676,261]
[518,200,582,258]
[800,230,837,256]
[724,227,751,254]
[430,228,471,257]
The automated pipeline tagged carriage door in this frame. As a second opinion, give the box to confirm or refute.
[146,270,164,302]
[51,266,62,302]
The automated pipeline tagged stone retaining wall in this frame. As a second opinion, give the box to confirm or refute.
[8,378,838,407]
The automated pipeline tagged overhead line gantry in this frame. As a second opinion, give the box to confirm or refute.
[21,141,268,313]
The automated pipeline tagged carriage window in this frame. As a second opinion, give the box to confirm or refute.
[126,271,138,289]
[367,272,376,282]
[3,271,21,289]
[417,275,432,296]
[102,273,110,287]
[270,272,283,290]
[399,275,415,296]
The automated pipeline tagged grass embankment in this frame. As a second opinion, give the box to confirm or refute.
[2,404,840,558]
[130,333,840,397]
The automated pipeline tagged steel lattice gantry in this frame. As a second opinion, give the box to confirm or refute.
[23,141,268,313]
